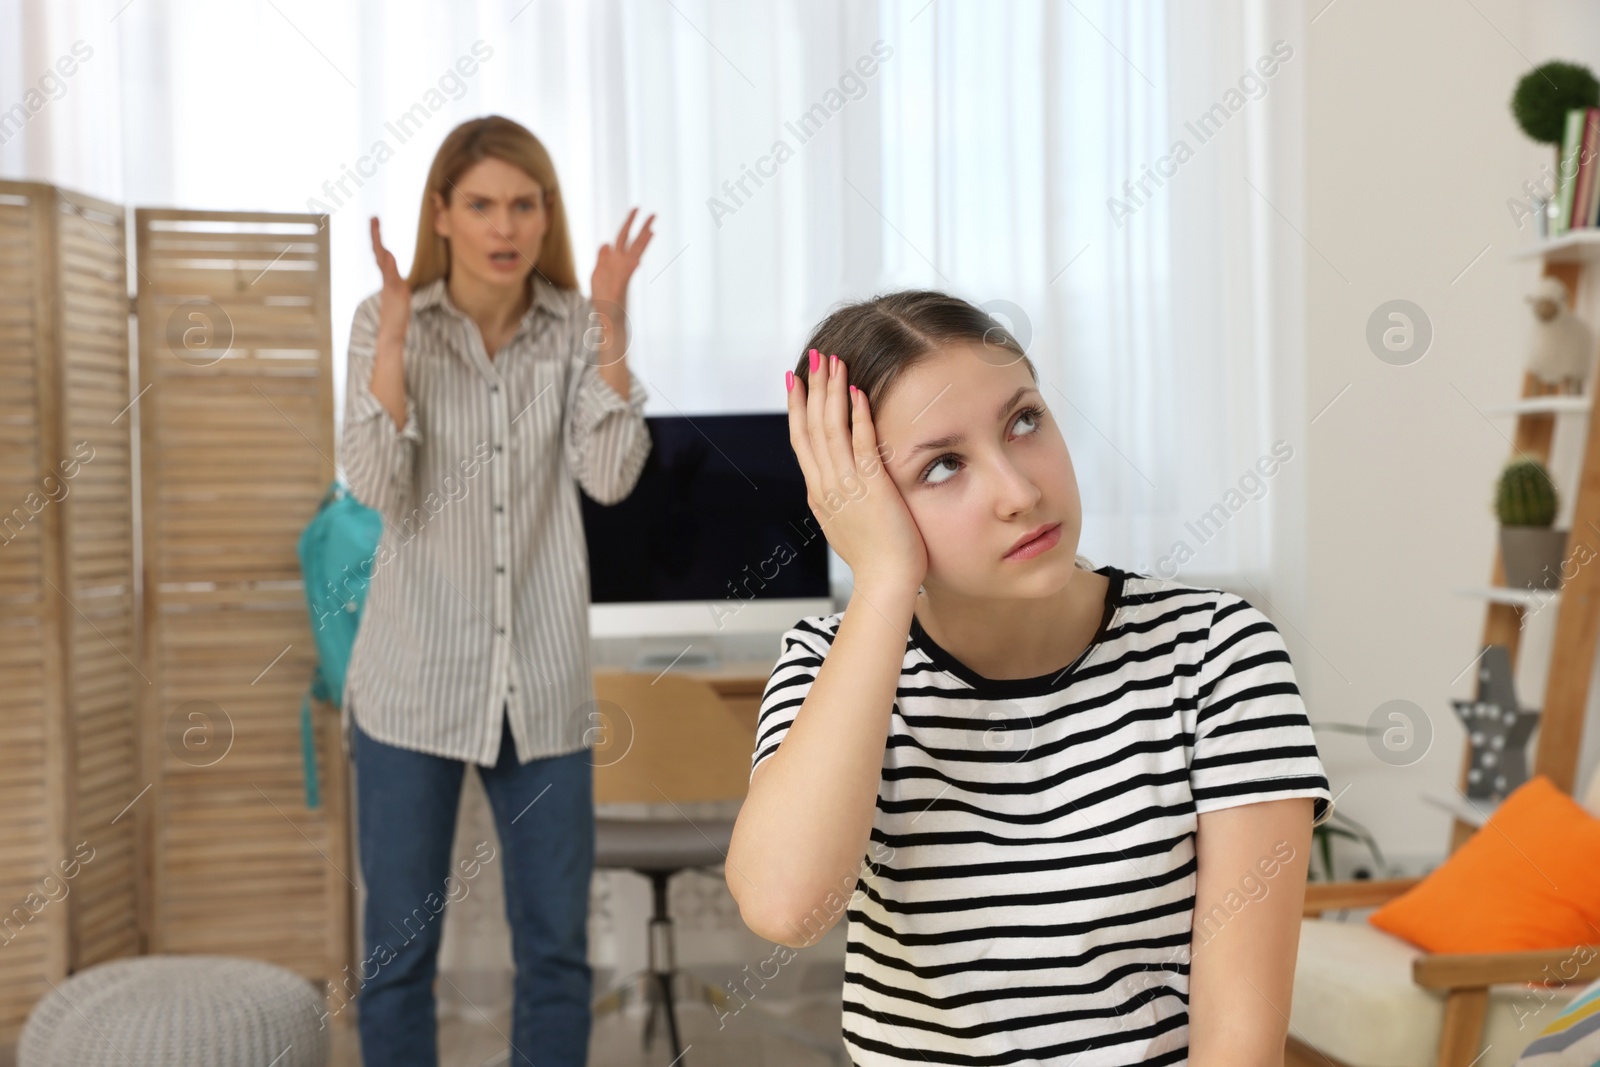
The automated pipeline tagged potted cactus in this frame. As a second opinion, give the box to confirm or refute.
[1496,458,1568,590]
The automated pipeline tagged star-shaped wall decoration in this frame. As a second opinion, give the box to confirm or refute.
[1450,644,1540,801]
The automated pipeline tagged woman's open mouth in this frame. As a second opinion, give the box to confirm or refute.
[488,250,521,271]
[1004,523,1062,562]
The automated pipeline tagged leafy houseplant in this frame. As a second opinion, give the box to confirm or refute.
[1310,815,1385,883]
[1305,722,1392,882]
[1495,457,1568,590]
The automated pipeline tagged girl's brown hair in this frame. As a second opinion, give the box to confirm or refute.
[406,115,579,293]
[794,290,1037,421]
[795,291,1097,573]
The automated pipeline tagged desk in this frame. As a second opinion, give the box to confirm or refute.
[663,662,772,735]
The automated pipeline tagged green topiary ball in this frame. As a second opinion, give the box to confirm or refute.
[1512,61,1600,144]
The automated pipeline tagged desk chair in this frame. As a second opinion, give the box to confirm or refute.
[589,672,845,1066]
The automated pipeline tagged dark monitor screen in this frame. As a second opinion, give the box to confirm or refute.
[579,414,830,604]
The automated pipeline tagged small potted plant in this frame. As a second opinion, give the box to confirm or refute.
[1511,60,1600,184]
[1309,808,1387,882]
[1495,457,1568,590]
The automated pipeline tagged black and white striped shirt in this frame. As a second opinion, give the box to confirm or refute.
[750,562,1334,1066]
[338,274,650,766]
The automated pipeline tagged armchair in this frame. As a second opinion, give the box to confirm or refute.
[1285,770,1600,1067]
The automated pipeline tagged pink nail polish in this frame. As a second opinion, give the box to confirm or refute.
[849,384,857,397]
[786,370,795,392]
[830,354,838,369]
[809,349,819,373]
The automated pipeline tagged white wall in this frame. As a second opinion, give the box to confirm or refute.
[1301,0,1600,875]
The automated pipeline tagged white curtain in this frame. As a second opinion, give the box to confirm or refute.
[2,0,1306,589]
[2,0,1308,1015]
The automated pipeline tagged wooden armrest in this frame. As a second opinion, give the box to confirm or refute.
[1413,945,1600,990]
[1302,877,1421,915]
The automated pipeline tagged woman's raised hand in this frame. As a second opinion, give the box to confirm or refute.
[590,207,656,314]
[787,350,929,596]
[369,216,411,346]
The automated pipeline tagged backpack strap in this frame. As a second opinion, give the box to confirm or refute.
[296,478,347,810]
[300,689,321,809]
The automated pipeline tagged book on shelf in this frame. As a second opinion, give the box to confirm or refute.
[1586,110,1599,230]
[1574,109,1599,229]
[1555,106,1600,234]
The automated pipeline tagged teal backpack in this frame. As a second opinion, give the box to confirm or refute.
[295,482,383,808]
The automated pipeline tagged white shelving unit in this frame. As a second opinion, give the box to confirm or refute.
[1510,229,1600,263]
[1480,395,1590,416]
[1447,235,1600,818]
[1450,585,1558,608]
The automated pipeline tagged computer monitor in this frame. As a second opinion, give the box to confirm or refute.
[580,413,833,639]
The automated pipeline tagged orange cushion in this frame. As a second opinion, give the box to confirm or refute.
[1367,774,1600,953]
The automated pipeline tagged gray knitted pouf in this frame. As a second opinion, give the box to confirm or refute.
[19,954,330,1067]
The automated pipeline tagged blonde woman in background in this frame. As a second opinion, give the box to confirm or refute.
[339,114,655,1067]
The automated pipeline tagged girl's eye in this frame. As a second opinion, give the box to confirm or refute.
[923,456,961,485]
[1015,405,1044,435]
[917,405,1048,486]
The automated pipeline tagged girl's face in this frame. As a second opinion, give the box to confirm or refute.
[874,343,1083,600]
[431,156,549,293]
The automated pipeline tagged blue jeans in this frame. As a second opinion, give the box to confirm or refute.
[350,707,594,1067]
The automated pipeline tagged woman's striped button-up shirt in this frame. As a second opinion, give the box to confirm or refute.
[338,273,650,766]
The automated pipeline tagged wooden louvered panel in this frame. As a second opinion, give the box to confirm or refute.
[134,208,349,990]
[51,190,142,975]
[0,948,51,1035]
[0,183,69,1036]
[0,181,141,1038]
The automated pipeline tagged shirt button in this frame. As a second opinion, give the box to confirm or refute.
[494,442,502,453]
[508,685,516,693]
[496,504,504,513]
[496,564,505,573]
[496,626,506,635]
[491,384,499,392]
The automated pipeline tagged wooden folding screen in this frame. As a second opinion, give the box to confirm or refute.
[0,181,141,1035]
[133,209,350,986]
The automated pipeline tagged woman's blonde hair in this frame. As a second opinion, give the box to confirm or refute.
[405,115,579,293]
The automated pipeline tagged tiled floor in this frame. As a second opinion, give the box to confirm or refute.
[2,996,845,1067]
[2,966,849,1066]
[326,987,849,1066]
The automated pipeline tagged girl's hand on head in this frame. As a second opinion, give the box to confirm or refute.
[369,216,411,347]
[787,349,929,596]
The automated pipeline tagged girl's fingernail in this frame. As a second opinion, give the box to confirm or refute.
[849,384,857,397]
[786,370,795,392]
[809,349,820,373]
[830,353,838,369]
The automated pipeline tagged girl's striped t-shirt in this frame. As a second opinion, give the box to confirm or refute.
[748,562,1335,1066]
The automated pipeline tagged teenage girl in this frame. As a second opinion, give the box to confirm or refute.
[726,290,1333,1066]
